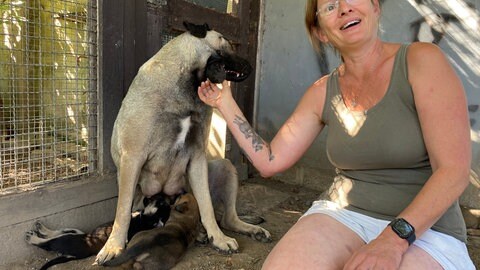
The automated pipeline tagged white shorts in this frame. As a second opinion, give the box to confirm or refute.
[302,200,475,270]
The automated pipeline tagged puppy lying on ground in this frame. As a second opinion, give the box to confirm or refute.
[25,193,171,270]
[104,193,200,270]
[96,21,270,264]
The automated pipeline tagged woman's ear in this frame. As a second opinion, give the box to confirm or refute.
[312,26,329,43]
[372,0,381,16]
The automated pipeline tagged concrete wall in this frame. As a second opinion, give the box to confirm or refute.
[256,0,480,195]
[255,0,338,191]
[0,175,118,266]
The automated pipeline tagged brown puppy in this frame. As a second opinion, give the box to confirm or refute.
[104,193,200,270]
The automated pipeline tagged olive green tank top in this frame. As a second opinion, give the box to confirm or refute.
[322,44,466,242]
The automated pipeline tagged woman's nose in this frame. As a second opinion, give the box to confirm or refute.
[337,0,353,16]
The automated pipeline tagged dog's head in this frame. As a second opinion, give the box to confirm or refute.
[139,193,171,227]
[170,193,200,225]
[183,22,252,83]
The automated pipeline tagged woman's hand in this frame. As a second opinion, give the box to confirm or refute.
[343,229,408,270]
[197,80,232,108]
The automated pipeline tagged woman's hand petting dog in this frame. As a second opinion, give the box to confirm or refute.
[198,80,231,108]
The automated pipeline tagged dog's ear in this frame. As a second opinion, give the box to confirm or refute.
[174,201,189,213]
[183,21,209,38]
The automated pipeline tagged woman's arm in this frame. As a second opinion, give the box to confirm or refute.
[397,42,471,237]
[198,77,328,177]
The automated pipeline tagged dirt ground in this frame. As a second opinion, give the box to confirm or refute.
[4,177,480,270]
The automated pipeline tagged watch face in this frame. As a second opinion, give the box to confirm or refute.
[393,219,414,238]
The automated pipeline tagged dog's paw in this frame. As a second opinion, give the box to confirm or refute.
[195,230,209,245]
[221,218,272,243]
[94,241,124,265]
[25,230,34,243]
[210,234,239,255]
[32,220,50,238]
[25,230,44,245]
[251,227,272,243]
[33,220,43,231]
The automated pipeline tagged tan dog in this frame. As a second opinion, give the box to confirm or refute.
[103,193,200,270]
[95,22,270,265]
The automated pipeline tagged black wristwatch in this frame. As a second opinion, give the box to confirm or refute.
[388,218,416,246]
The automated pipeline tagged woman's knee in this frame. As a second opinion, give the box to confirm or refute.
[262,214,364,270]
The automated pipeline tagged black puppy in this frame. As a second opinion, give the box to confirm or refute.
[25,193,171,270]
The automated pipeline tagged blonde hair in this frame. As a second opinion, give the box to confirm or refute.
[305,0,323,54]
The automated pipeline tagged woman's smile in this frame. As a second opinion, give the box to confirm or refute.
[340,18,361,30]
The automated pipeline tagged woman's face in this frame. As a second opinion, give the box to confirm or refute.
[314,0,380,50]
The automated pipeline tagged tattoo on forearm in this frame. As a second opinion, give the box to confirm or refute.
[267,144,275,162]
[233,115,263,152]
[233,115,275,161]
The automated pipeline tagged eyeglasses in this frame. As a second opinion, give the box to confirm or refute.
[316,0,361,17]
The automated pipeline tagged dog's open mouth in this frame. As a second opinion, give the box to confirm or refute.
[205,53,252,83]
[225,69,249,81]
[223,55,252,82]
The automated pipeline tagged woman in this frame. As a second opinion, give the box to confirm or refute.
[198,0,474,269]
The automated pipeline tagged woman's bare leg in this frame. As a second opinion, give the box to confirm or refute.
[262,213,446,269]
[400,246,443,270]
[262,214,365,270]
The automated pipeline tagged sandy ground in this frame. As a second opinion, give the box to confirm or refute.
[4,177,480,270]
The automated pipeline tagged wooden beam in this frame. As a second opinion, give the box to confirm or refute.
[98,0,126,173]
[167,0,240,43]
[134,0,148,67]
[123,0,137,93]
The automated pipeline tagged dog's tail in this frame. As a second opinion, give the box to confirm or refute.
[39,255,76,270]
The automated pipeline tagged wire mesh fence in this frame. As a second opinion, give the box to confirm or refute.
[0,0,97,193]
